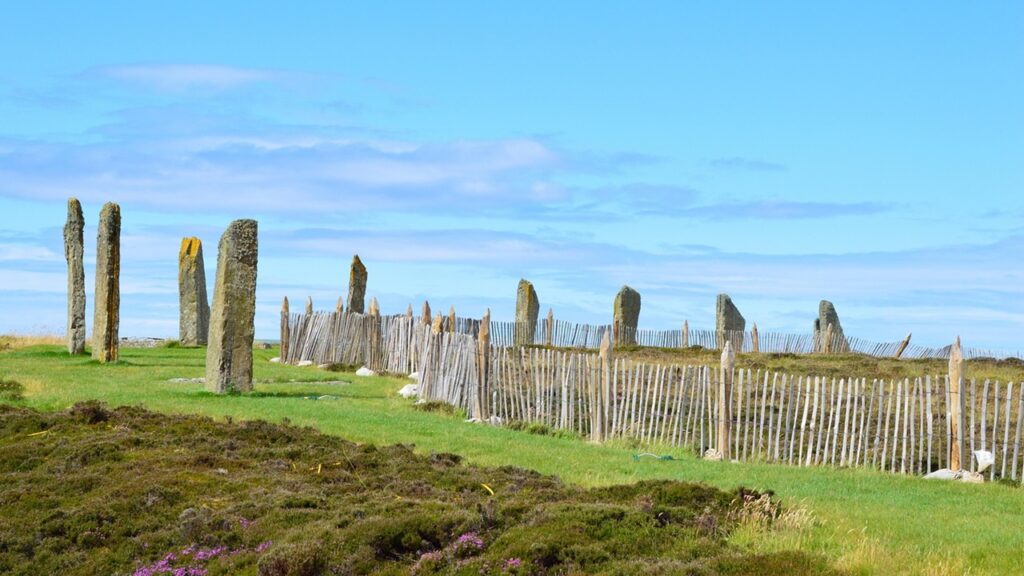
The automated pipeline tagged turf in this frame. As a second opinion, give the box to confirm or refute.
[2,344,1023,574]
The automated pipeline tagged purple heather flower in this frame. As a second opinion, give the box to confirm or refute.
[255,540,273,553]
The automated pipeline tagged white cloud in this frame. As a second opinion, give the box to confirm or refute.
[97,64,285,91]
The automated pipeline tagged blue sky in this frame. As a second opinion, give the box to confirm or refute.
[1,2,1022,350]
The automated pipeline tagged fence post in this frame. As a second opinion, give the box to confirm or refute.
[949,337,965,470]
[369,297,381,370]
[447,305,456,333]
[595,331,612,442]
[894,332,912,359]
[280,296,290,362]
[335,297,343,315]
[546,308,554,346]
[476,309,491,420]
[718,341,736,459]
[305,296,313,315]
[751,323,760,353]
[682,320,689,348]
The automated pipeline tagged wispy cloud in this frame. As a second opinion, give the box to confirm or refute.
[95,64,289,91]
[705,156,787,172]
[679,200,890,220]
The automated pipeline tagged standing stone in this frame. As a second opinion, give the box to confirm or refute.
[92,202,121,363]
[178,237,210,346]
[64,198,86,355]
[347,255,367,314]
[205,220,258,393]
[715,294,745,351]
[814,300,849,353]
[514,279,539,346]
[305,296,313,315]
[613,285,641,345]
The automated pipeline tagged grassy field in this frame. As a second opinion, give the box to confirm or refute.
[2,343,1023,574]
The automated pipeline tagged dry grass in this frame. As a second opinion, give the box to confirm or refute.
[0,333,63,351]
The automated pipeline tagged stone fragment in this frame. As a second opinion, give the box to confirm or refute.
[347,255,367,314]
[92,202,121,363]
[205,220,258,393]
[613,285,641,345]
[178,237,210,346]
[514,279,539,346]
[398,384,419,398]
[356,366,376,377]
[715,294,745,351]
[64,198,86,355]
[814,300,849,353]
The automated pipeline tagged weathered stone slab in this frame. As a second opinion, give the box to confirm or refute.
[92,202,121,363]
[178,237,210,346]
[715,293,744,351]
[205,219,258,393]
[613,285,641,345]
[814,300,849,353]
[347,255,367,314]
[64,198,86,355]
[514,279,539,346]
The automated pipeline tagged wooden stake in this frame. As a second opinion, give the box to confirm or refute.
[949,337,964,471]
[894,332,912,359]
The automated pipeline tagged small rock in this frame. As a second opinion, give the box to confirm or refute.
[703,448,724,461]
[355,366,376,377]
[408,371,420,381]
[316,395,338,401]
[297,360,314,367]
[923,468,986,483]
[269,357,281,363]
[398,384,419,398]
[215,468,228,475]
[167,377,204,384]
[465,417,483,424]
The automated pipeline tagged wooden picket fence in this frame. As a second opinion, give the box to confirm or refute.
[280,307,1024,480]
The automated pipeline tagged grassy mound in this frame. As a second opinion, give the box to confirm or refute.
[0,402,832,575]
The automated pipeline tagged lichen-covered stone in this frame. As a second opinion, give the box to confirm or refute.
[715,294,744,351]
[514,279,539,346]
[205,220,258,393]
[92,202,121,363]
[64,198,86,355]
[814,300,849,353]
[613,285,641,345]
[178,237,210,346]
[347,255,367,314]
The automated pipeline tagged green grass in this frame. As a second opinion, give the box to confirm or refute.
[3,344,1024,574]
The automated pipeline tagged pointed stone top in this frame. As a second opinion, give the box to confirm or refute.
[369,297,380,316]
[950,336,963,363]
[67,197,83,217]
[406,303,414,317]
[351,253,365,269]
[282,296,289,311]
[422,300,432,324]
[432,312,443,334]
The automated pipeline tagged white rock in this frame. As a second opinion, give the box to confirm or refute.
[297,360,314,367]
[269,357,281,363]
[974,450,994,473]
[408,371,420,381]
[356,366,376,377]
[923,468,986,483]
[398,383,419,398]
[702,448,724,461]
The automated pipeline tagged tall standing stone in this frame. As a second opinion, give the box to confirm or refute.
[514,279,539,346]
[814,300,849,353]
[613,285,641,345]
[92,202,120,363]
[347,255,367,314]
[64,198,86,355]
[178,237,210,346]
[715,293,745,351]
[205,220,258,393]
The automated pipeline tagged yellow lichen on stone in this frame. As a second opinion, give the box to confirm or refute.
[179,237,202,259]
